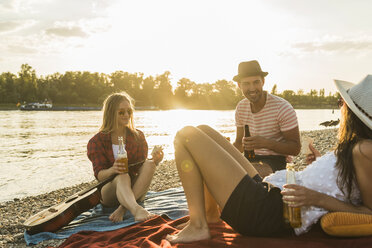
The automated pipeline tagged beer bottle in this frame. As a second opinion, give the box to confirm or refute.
[283,164,302,228]
[244,125,255,160]
[117,136,129,173]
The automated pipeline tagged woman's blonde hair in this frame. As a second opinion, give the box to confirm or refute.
[100,92,138,138]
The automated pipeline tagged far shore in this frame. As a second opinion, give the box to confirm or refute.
[1,128,338,247]
[0,104,338,111]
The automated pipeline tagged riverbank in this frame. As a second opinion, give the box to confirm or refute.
[0,103,337,111]
[1,129,338,247]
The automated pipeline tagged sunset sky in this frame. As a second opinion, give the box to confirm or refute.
[1,0,371,93]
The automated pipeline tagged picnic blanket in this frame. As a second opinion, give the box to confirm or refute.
[24,187,188,246]
[57,215,372,248]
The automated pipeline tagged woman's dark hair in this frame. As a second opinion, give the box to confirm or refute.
[335,104,372,200]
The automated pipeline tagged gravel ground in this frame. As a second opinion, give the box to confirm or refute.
[1,128,338,247]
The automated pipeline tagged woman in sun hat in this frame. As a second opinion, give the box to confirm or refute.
[166,75,372,243]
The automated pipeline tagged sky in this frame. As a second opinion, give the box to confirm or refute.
[1,0,371,94]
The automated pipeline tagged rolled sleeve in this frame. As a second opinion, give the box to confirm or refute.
[127,130,148,164]
[87,136,109,179]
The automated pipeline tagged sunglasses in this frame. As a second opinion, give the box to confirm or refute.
[338,97,344,108]
[118,109,133,116]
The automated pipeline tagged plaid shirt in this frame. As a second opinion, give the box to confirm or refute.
[87,129,148,179]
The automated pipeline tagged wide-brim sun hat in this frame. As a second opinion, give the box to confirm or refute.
[334,75,372,130]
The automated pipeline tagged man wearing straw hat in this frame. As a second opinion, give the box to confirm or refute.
[233,60,301,177]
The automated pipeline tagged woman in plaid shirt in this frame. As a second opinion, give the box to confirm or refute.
[87,92,163,222]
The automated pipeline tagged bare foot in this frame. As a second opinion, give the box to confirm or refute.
[109,205,127,223]
[133,205,155,222]
[166,222,211,243]
[176,220,189,229]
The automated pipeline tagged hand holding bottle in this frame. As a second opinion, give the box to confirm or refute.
[115,136,128,174]
[282,164,302,228]
[112,159,128,174]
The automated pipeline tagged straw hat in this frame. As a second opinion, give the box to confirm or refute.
[334,75,372,130]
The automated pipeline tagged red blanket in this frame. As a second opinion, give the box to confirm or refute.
[57,215,372,248]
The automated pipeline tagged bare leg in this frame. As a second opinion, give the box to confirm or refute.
[197,125,259,177]
[166,126,253,243]
[195,125,260,223]
[101,173,155,222]
[176,183,220,230]
[109,160,156,222]
[204,183,221,223]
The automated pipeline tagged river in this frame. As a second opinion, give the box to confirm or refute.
[0,109,340,202]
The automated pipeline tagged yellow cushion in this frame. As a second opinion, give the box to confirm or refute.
[321,212,372,237]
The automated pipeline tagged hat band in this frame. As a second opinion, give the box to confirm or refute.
[353,100,372,120]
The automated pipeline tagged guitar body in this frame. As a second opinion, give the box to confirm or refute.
[24,187,101,234]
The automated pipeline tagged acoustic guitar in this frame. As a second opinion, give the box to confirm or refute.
[24,161,145,235]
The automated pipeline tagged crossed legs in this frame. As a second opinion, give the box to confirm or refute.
[101,160,156,222]
[166,125,259,243]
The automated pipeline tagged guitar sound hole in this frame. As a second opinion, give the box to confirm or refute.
[48,208,58,213]
[65,196,78,203]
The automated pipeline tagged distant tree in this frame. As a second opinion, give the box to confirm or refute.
[140,76,156,106]
[0,72,17,103]
[16,64,38,102]
[174,78,195,107]
[213,80,238,109]
[271,84,278,95]
[154,71,173,109]
[319,88,325,98]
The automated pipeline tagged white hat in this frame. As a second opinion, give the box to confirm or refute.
[334,75,372,130]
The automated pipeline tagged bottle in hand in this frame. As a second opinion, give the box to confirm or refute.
[117,136,129,173]
[283,163,302,228]
[244,125,255,161]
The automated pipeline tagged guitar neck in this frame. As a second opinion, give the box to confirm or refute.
[76,175,114,197]
[78,160,146,196]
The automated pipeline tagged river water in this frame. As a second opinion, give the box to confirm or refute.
[0,109,340,202]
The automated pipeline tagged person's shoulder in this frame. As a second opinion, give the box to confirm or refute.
[236,98,249,109]
[89,131,109,144]
[353,139,372,162]
[268,93,292,106]
[129,128,146,140]
[135,128,145,136]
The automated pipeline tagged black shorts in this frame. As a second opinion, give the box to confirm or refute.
[249,155,287,172]
[220,175,292,237]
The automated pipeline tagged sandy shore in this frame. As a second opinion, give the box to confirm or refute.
[1,129,338,247]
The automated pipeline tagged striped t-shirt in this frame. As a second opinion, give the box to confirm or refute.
[235,93,298,156]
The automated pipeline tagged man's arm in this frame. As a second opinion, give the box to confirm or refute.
[266,126,301,156]
[233,126,244,152]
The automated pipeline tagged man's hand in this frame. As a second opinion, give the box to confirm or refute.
[242,136,267,150]
[305,143,321,165]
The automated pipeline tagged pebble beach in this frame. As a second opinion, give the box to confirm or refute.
[1,129,338,248]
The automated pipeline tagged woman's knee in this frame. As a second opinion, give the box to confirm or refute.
[196,124,212,132]
[113,173,131,184]
[174,125,197,146]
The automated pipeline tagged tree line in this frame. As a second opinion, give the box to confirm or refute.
[0,64,339,109]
